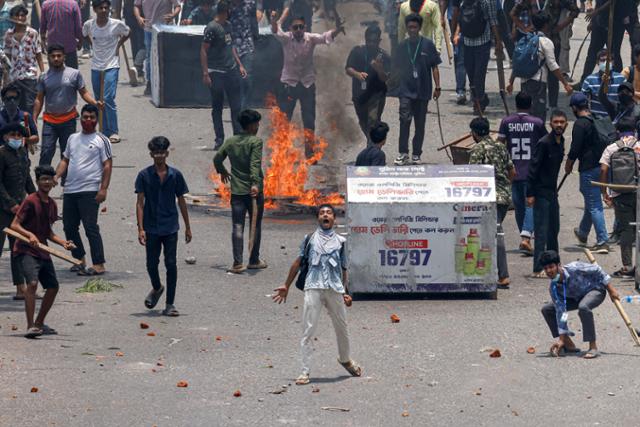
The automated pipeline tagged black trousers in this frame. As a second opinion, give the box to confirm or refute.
[231,193,264,265]
[278,83,316,157]
[533,193,560,273]
[398,97,428,156]
[63,191,105,265]
[580,23,625,84]
[145,232,178,305]
[354,91,386,144]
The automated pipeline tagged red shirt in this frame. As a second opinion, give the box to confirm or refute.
[12,193,58,260]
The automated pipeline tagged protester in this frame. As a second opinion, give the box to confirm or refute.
[271,12,343,158]
[10,164,75,338]
[468,117,514,288]
[273,204,362,386]
[566,92,609,253]
[229,0,259,110]
[0,85,39,149]
[599,118,639,280]
[33,44,102,167]
[391,13,441,166]
[0,123,35,300]
[134,0,181,95]
[539,250,620,359]
[136,136,191,317]
[200,0,246,150]
[497,91,546,255]
[543,0,578,83]
[581,49,625,118]
[598,81,640,126]
[506,12,572,122]
[182,0,216,24]
[439,0,467,105]
[355,121,389,166]
[3,5,44,115]
[397,0,442,52]
[510,0,539,41]
[345,25,390,145]
[123,0,146,77]
[279,0,314,32]
[451,0,504,114]
[527,110,568,276]
[40,0,83,69]
[621,44,640,102]
[213,109,266,273]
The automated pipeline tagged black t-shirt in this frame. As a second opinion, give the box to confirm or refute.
[345,45,391,102]
[392,36,441,100]
[568,115,601,172]
[594,0,633,28]
[203,20,235,72]
[355,145,386,166]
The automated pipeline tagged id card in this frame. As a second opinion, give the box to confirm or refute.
[361,81,367,90]
[328,257,338,267]
[413,69,418,79]
[560,312,568,323]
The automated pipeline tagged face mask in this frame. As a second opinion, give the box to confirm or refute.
[4,99,17,118]
[81,119,97,133]
[7,138,22,150]
[598,62,607,73]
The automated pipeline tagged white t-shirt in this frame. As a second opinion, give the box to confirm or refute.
[63,132,113,194]
[82,18,130,71]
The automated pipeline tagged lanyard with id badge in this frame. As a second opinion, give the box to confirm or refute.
[552,276,568,323]
[408,38,422,79]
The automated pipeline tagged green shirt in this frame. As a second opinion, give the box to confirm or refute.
[469,136,514,206]
[213,133,264,195]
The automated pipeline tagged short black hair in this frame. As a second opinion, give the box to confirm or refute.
[539,250,560,267]
[515,91,532,110]
[81,104,99,116]
[550,109,567,120]
[47,43,66,55]
[148,136,170,152]
[10,4,28,16]
[35,165,55,180]
[404,12,423,27]
[616,117,636,133]
[216,0,229,15]
[92,0,111,7]
[316,203,335,216]
[531,11,550,31]
[291,15,306,23]
[370,121,389,144]
[364,24,381,40]
[469,117,490,137]
[1,122,26,137]
[1,83,20,98]
[238,109,261,129]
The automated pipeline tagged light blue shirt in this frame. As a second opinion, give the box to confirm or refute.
[300,232,347,293]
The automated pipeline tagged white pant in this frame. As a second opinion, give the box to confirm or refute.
[301,289,351,375]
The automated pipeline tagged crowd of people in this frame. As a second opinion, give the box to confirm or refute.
[1,0,640,385]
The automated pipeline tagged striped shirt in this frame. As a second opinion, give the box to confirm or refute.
[581,71,625,118]
[456,0,498,47]
[41,0,83,54]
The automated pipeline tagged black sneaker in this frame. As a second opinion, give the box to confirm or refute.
[573,227,587,245]
[456,92,467,105]
[394,153,411,166]
[411,155,421,164]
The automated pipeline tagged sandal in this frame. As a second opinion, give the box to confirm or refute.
[531,271,547,279]
[78,267,105,276]
[40,324,58,335]
[583,349,600,359]
[24,327,43,339]
[338,359,363,377]
[144,285,165,309]
[162,304,180,317]
[70,264,86,273]
[295,373,310,385]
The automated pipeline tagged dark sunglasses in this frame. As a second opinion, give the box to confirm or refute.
[291,24,305,30]
[4,96,18,101]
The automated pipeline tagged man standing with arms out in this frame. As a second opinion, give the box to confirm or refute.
[83,0,130,144]
[229,0,259,110]
[134,0,181,95]
[345,25,390,145]
[11,165,75,338]
[271,13,343,159]
[469,117,514,288]
[391,13,441,166]
[201,1,246,151]
[355,121,389,166]
[527,110,568,276]
[213,109,266,273]
[451,0,503,114]
[497,91,546,255]
[53,104,111,276]
[40,0,83,69]
[581,49,625,118]
[539,250,620,359]
[599,118,639,279]
[3,5,44,115]
[273,204,362,386]
[136,136,191,317]
[397,0,442,53]
[0,123,35,300]
[566,92,609,253]
[33,44,102,167]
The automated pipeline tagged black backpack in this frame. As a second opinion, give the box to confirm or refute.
[610,140,639,193]
[585,115,617,159]
[295,234,312,291]
[460,0,487,39]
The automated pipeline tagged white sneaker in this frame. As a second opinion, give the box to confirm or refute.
[109,134,121,143]
[394,153,410,166]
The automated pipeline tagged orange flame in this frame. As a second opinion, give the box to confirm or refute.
[210,97,344,209]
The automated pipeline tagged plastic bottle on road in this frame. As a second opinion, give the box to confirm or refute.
[621,295,640,304]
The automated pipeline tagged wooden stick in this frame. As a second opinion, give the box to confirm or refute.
[436,130,499,151]
[441,22,453,65]
[248,197,258,257]
[98,70,105,132]
[590,180,638,191]
[603,0,616,95]
[3,227,82,265]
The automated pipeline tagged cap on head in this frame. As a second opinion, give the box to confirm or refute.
[569,92,588,108]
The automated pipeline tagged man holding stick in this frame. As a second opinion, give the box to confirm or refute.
[539,250,620,358]
[10,165,75,339]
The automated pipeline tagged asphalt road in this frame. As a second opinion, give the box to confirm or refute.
[2,4,640,426]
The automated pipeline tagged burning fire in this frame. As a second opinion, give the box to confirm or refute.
[209,99,344,209]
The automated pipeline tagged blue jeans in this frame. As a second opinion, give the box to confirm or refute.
[511,180,534,238]
[240,52,254,110]
[578,167,609,245]
[144,30,152,83]
[91,68,119,137]
[39,119,76,166]
[449,19,466,94]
